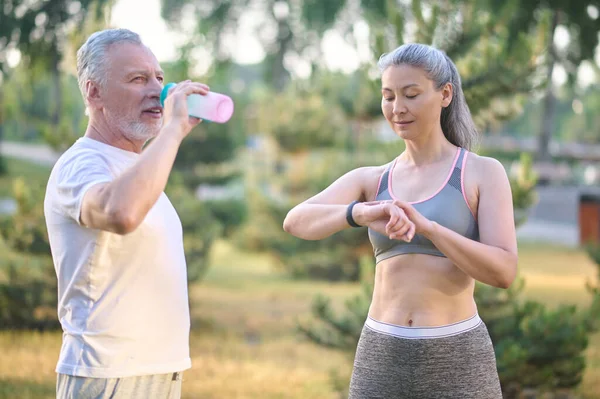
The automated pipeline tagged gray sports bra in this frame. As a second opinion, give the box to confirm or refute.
[368,147,479,264]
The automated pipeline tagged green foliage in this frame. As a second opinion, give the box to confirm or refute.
[309,68,382,122]
[485,0,600,159]
[236,189,367,281]
[0,251,59,331]
[583,243,600,333]
[253,86,350,152]
[510,153,539,227]
[0,178,50,256]
[1,68,86,147]
[301,0,346,34]
[166,173,222,283]
[486,0,600,83]
[297,278,372,350]
[165,57,250,281]
[169,97,248,281]
[0,0,112,75]
[0,177,58,330]
[494,304,589,393]
[560,85,600,144]
[235,128,403,282]
[0,157,52,197]
[476,278,596,395]
[0,155,6,176]
[204,199,247,237]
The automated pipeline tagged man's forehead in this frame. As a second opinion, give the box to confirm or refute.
[106,43,162,73]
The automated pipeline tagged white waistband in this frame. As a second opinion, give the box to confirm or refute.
[365,314,482,340]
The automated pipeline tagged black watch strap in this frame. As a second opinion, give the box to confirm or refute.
[346,200,361,228]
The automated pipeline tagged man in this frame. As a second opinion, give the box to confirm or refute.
[44,28,207,398]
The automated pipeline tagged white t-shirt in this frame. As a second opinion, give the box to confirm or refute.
[44,137,191,378]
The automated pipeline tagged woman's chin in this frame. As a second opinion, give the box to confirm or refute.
[394,129,415,140]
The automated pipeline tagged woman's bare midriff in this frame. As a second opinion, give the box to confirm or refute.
[368,253,477,327]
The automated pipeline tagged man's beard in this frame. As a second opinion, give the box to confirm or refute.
[121,120,161,142]
[107,110,161,142]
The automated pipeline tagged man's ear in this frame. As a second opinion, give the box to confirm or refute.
[85,81,103,111]
[441,82,453,108]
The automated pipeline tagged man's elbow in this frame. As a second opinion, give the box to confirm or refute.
[109,209,141,235]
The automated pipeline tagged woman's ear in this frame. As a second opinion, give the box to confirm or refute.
[441,82,453,108]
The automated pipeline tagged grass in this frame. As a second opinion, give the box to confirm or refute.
[517,243,599,307]
[1,241,600,398]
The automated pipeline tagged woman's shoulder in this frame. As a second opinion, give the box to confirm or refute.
[464,151,509,181]
[347,162,394,201]
[351,162,392,180]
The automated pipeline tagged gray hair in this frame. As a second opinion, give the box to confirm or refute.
[377,43,479,151]
[76,29,143,109]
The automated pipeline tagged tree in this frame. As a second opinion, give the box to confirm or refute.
[0,0,113,172]
[160,0,349,91]
[485,0,600,160]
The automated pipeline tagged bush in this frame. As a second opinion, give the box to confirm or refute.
[476,279,594,396]
[236,190,371,281]
[166,178,222,283]
[0,249,59,330]
[0,178,58,330]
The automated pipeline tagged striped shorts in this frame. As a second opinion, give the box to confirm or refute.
[56,371,183,399]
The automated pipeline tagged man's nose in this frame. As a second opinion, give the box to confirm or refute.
[148,77,163,99]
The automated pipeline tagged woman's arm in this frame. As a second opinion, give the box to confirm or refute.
[283,166,414,241]
[394,156,518,289]
[283,167,372,240]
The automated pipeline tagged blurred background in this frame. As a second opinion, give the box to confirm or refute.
[1,0,600,398]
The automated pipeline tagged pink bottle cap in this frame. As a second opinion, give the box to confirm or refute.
[214,94,234,123]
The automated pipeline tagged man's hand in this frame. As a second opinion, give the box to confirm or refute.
[162,80,210,140]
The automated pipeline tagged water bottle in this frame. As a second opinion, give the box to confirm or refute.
[160,82,234,123]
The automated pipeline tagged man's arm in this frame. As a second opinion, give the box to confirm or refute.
[80,82,207,234]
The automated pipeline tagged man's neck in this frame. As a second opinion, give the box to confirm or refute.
[84,117,145,154]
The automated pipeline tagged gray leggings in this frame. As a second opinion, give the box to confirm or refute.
[349,315,503,399]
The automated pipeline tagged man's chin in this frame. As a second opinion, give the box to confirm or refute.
[124,124,160,142]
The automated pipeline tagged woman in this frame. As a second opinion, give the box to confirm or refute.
[283,43,517,398]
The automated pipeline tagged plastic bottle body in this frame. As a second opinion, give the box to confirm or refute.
[160,83,234,123]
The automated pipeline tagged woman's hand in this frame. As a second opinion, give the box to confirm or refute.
[392,200,436,239]
[355,201,415,242]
